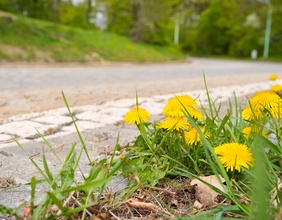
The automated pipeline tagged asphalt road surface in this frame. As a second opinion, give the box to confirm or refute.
[1,58,282,118]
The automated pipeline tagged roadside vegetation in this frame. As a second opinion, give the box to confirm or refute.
[0,11,185,63]
[1,0,282,61]
[0,74,281,219]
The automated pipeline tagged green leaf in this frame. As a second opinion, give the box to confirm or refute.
[85,166,103,182]
[62,91,91,163]
[217,113,230,135]
[60,177,111,193]
[0,204,19,218]
[46,191,67,213]
[60,153,76,189]
[42,150,58,190]
[214,205,241,220]
[30,176,37,216]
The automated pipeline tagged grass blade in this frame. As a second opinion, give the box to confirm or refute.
[61,91,91,163]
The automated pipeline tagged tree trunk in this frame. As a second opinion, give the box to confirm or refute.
[86,0,92,23]
[131,0,144,42]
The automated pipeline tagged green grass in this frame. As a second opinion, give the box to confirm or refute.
[0,11,185,63]
[1,76,281,219]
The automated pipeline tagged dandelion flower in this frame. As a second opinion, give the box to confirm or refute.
[184,127,210,145]
[271,84,282,92]
[242,126,268,139]
[242,126,252,138]
[158,117,190,131]
[242,91,282,120]
[163,94,199,117]
[214,142,254,172]
[269,74,278,81]
[119,154,125,160]
[242,106,263,121]
[188,108,204,120]
[124,107,150,125]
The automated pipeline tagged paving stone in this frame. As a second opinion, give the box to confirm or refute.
[141,101,164,115]
[8,112,44,122]
[103,97,157,108]
[0,138,30,150]
[100,106,128,118]
[42,130,73,140]
[75,111,123,124]
[31,114,73,125]
[152,94,174,101]
[0,133,12,142]
[62,121,103,133]
[74,104,102,112]
[102,99,137,108]
[0,139,46,157]
[187,90,206,98]
[0,121,55,138]
[44,107,71,115]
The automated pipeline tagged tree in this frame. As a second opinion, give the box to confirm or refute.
[196,0,239,55]
[268,0,282,56]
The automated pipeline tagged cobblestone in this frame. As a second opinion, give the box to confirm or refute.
[0,80,280,144]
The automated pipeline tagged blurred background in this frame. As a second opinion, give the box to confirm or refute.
[0,0,281,62]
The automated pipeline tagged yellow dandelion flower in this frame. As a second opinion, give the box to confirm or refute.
[269,74,278,81]
[188,108,204,120]
[242,106,263,121]
[214,142,254,172]
[163,94,198,118]
[158,117,190,131]
[184,127,210,145]
[242,126,252,137]
[271,84,282,92]
[242,91,282,120]
[124,107,150,125]
[242,126,268,139]
[119,154,125,160]
[251,90,281,110]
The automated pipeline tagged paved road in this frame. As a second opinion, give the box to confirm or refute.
[0,58,282,118]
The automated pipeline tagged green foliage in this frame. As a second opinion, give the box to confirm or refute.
[123,75,282,218]
[57,3,93,29]
[196,0,238,55]
[104,0,182,45]
[0,12,184,62]
[0,204,20,218]
[1,0,282,59]
[269,5,282,56]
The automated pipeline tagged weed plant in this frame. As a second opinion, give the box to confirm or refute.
[0,75,281,219]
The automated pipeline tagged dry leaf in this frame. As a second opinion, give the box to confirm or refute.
[191,175,226,207]
[89,213,110,220]
[126,198,157,211]
[193,200,203,209]
[23,206,31,218]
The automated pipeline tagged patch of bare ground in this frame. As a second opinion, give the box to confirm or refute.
[18,177,244,219]
[0,11,17,20]
[19,178,196,219]
[0,44,27,59]
[85,52,108,64]
[0,44,55,62]
[32,47,54,62]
